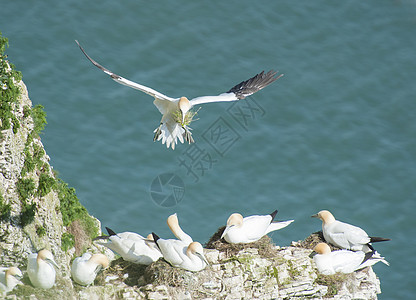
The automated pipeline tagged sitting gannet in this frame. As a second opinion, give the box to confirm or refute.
[0,267,22,294]
[71,253,109,286]
[76,40,283,149]
[152,233,208,272]
[221,210,294,244]
[94,227,162,265]
[311,210,390,252]
[27,249,58,289]
[311,242,389,275]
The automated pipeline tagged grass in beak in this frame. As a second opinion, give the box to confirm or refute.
[172,107,201,127]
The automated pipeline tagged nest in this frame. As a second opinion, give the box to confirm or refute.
[94,257,147,287]
[205,226,278,259]
[294,231,341,251]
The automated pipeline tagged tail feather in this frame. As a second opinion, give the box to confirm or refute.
[266,219,294,234]
[269,210,278,221]
[152,232,161,250]
[106,227,117,236]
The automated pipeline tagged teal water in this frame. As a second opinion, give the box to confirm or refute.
[2,1,416,298]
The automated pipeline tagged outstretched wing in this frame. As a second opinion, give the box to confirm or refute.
[189,70,283,106]
[75,40,177,102]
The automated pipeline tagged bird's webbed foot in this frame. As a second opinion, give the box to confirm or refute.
[153,123,163,141]
[182,126,194,144]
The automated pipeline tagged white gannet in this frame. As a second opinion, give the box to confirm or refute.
[27,249,58,289]
[311,242,389,275]
[167,213,193,244]
[152,233,208,272]
[94,227,162,265]
[311,210,390,252]
[0,267,23,294]
[71,253,109,286]
[75,40,283,149]
[221,210,294,244]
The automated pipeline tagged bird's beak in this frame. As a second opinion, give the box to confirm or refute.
[181,110,186,124]
[311,213,319,219]
[15,274,23,281]
[47,258,59,269]
[220,226,231,239]
[197,252,209,266]
[309,251,317,258]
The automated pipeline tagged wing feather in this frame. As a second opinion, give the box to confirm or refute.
[189,70,282,106]
[75,40,177,102]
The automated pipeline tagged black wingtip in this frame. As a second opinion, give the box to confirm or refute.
[362,250,376,264]
[270,210,278,221]
[105,227,117,236]
[367,243,376,252]
[227,70,283,100]
[370,237,391,243]
[152,232,161,250]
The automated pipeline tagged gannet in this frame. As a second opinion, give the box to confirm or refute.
[152,233,208,272]
[311,243,389,275]
[0,267,23,294]
[311,210,390,252]
[27,249,58,289]
[221,210,294,244]
[75,40,283,149]
[167,213,193,244]
[71,253,109,286]
[94,227,162,265]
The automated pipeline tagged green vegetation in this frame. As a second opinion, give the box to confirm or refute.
[0,32,22,133]
[37,173,55,197]
[267,266,280,284]
[61,232,75,252]
[20,202,36,226]
[36,225,46,237]
[0,193,12,221]
[31,104,47,136]
[56,178,99,250]
[16,178,36,201]
[287,259,301,279]
[314,272,349,298]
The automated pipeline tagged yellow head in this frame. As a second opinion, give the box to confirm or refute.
[311,210,336,225]
[313,242,331,255]
[178,97,191,123]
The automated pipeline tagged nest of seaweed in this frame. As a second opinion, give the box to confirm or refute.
[204,226,279,259]
[293,231,341,251]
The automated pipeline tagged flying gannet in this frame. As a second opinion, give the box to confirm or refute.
[27,249,58,289]
[311,210,390,252]
[310,242,389,275]
[0,267,22,294]
[94,227,162,265]
[221,210,294,244]
[152,233,208,272]
[75,40,283,149]
[71,253,109,286]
